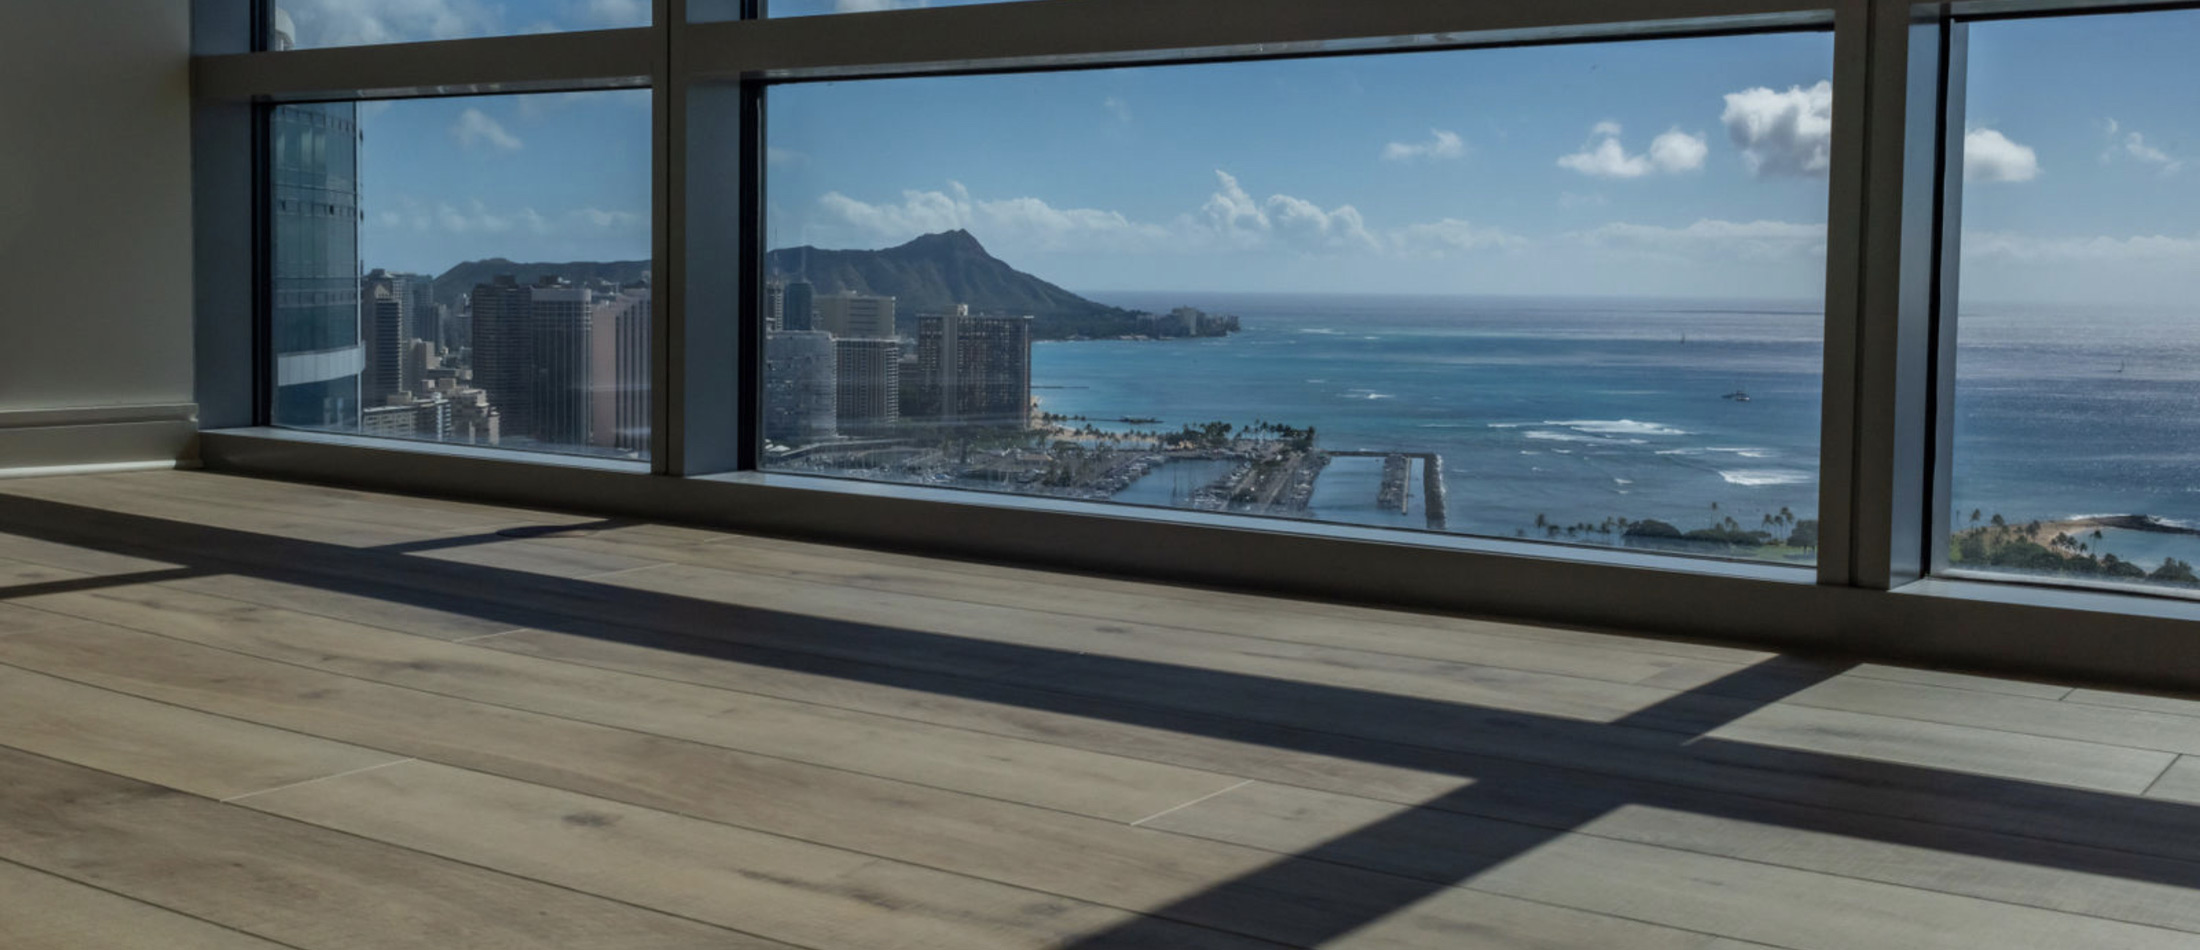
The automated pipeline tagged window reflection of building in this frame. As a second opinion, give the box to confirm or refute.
[270,102,363,430]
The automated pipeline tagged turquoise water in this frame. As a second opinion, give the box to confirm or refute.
[1026,292,2200,575]
[1041,293,1825,554]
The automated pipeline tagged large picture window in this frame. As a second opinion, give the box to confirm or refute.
[267,91,653,460]
[1947,9,2200,593]
[761,32,1834,563]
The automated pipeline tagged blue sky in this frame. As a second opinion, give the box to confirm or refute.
[328,1,2200,305]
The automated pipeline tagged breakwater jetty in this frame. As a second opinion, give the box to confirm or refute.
[1328,451,1449,531]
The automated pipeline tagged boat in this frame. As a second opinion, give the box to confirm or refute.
[1722,390,1751,402]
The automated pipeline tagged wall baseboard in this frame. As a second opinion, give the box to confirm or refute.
[0,404,197,473]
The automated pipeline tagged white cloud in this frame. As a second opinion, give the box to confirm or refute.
[369,196,639,237]
[276,0,502,46]
[819,182,1171,255]
[1649,129,1709,173]
[1964,128,2040,183]
[1391,219,1527,257]
[767,146,804,166]
[1382,129,1466,163]
[1963,230,2200,263]
[1102,97,1132,124]
[814,171,1419,259]
[1573,218,1827,261]
[1558,124,1704,178]
[578,0,649,27]
[452,108,523,151]
[2102,121,2183,175]
[1722,81,1834,178]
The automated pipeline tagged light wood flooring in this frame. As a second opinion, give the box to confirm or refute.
[2,469,2200,949]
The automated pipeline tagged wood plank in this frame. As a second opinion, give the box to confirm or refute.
[0,605,1745,949]
[0,746,782,950]
[13,582,1249,824]
[2146,756,2200,804]
[1148,779,2200,939]
[580,561,2157,795]
[1760,675,2200,755]
[0,860,298,950]
[0,624,404,801]
[245,758,1278,950]
[0,476,453,548]
[53,471,1776,668]
[532,530,1745,687]
[481,623,2200,931]
[2066,687,2200,719]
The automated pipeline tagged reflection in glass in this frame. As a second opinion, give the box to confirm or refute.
[267,91,652,459]
[763,33,1833,564]
[269,1,649,50]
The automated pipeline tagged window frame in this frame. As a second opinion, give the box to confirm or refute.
[186,0,2200,691]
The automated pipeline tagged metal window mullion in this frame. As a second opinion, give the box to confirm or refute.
[1814,0,1872,588]
[684,0,1834,79]
[1925,22,1969,575]
[194,28,657,101]
[652,0,678,473]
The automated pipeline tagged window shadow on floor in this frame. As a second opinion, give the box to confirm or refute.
[1,490,2197,947]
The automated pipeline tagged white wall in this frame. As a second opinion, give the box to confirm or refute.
[0,0,196,469]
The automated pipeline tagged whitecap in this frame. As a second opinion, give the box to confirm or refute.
[1525,430,1602,443]
[1613,478,1634,485]
[1546,419,1689,436]
[1487,422,1525,429]
[1655,448,1697,456]
[1705,446,1775,458]
[1719,470,1813,487]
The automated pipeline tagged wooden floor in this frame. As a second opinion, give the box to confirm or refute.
[2,472,2200,949]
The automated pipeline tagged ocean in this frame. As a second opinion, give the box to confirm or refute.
[1023,292,2200,570]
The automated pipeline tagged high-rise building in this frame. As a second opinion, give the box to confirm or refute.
[814,292,896,340]
[834,338,900,429]
[916,307,1032,427]
[361,275,405,404]
[765,330,836,444]
[590,289,651,454]
[403,275,438,345]
[764,281,786,332]
[469,275,533,438]
[402,339,437,398]
[782,280,815,332]
[270,102,362,430]
[529,279,595,447]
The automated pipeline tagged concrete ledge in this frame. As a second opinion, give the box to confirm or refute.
[199,426,2200,694]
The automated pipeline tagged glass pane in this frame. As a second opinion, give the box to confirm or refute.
[762,32,1833,564]
[1951,10,2200,592]
[268,91,652,459]
[752,0,1035,19]
[270,1,649,50]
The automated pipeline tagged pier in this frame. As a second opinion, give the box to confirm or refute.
[1327,451,1448,532]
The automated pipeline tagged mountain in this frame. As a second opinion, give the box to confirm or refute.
[767,230,1140,338]
[429,258,650,313]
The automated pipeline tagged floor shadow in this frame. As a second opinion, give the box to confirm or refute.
[2,489,2198,947]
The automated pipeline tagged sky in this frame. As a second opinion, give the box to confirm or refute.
[305,0,2200,306]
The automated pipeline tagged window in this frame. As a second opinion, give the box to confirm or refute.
[269,1,649,50]
[267,91,652,460]
[1946,9,2200,593]
[761,0,1038,17]
[761,32,1834,563]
